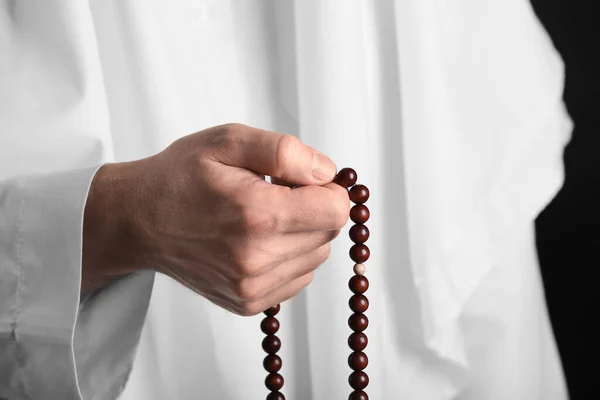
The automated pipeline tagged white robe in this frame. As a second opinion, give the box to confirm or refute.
[0,0,571,399]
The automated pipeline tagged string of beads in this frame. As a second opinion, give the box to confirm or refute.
[261,167,370,400]
[336,168,370,400]
[262,304,285,400]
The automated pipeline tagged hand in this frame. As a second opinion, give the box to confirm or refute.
[82,123,350,315]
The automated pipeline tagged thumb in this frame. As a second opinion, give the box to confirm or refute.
[212,124,337,186]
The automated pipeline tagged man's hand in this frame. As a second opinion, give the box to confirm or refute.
[82,123,350,315]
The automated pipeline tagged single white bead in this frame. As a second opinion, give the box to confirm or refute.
[353,263,366,275]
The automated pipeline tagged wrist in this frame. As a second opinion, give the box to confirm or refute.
[82,162,149,293]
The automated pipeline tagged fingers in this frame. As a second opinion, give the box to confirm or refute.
[234,180,351,235]
[200,125,350,234]
[242,272,315,316]
[169,123,350,317]
[230,228,340,277]
[205,272,316,317]
[265,228,341,270]
[207,123,337,186]
[188,244,327,317]
[232,243,330,312]
[279,182,351,233]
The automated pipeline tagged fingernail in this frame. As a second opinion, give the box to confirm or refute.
[312,152,336,182]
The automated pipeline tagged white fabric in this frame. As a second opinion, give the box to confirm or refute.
[0,2,155,399]
[0,0,571,399]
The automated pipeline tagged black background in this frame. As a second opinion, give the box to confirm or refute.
[532,0,599,398]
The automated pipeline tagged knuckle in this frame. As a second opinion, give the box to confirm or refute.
[206,123,245,151]
[221,122,247,136]
[223,122,246,132]
[212,124,235,146]
[231,241,271,276]
[240,208,280,236]
[232,248,261,276]
[274,134,301,176]
[232,278,261,302]
[317,243,332,264]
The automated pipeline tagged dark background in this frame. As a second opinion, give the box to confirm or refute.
[532,0,598,398]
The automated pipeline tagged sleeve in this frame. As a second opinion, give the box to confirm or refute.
[0,167,155,400]
[0,2,155,399]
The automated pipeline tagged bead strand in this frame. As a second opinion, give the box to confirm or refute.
[260,167,371,400]
[262,304,285,400]
[336,168,371,400]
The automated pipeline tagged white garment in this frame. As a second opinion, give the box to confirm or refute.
[0,0,571,399]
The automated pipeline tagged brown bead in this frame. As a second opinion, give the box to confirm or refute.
[349,185,370,204]
[267,393,286,400]
[349,275,369,294]
[336,167,358,188]
[349,371,369,390]
[348,351,369,371]
[265,373,284,391]
[262,335,281,354]
[350,205,370,224]
[348,332,368,351]
[264,304,280,316]
[349,224,370,244]
[263,354,282,373]
[349,244,370,263]
[348,390,369,400]
[348,313,369,332]
[261,317,280,335]
[349,294,369,313]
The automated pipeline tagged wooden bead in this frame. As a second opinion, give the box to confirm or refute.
[261,317,280,335]
[353,263,366,275]
[263,354,282,373]
[348,313,369,332]
[349,184,370,204]
[348,332,368,351]
[262,335,281,354]
[350,205,370,223]
[265,373,284,391]
[348,351,369,370]
[349,275,369,294]
[349,294,369,313]
[349,371,369,390]
[348,390,369,400]
[264,304,280,316]
[267,393,286,400]
[336,167,358,188]
[349,244,370,263]
[349,225,370,244]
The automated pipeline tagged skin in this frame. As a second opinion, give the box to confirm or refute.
[81,123,351,316]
